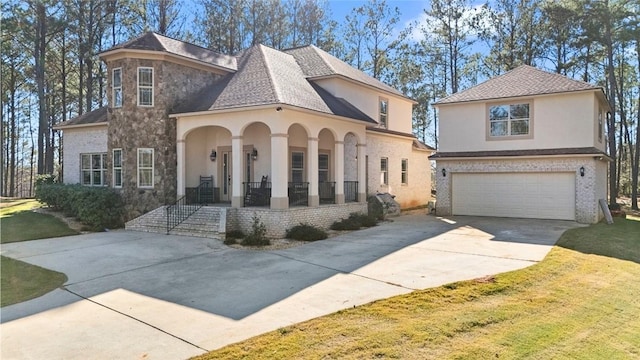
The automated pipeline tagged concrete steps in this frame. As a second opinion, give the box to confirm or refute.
[126,206,226,240]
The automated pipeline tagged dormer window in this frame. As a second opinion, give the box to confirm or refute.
[488,102,532,139]
[112,68,122,108]
[137,67,154,107]
[379,98,388,128]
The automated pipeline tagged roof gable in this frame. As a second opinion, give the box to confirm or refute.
[54,106,107,129]
[435,65,602,105]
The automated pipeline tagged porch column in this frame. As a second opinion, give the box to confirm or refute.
[357,143,367,202]
[307,137,319,207]
[335,140,345,204]
[271,133,289,209]
[177,139,186,197]
[231,136,244,208]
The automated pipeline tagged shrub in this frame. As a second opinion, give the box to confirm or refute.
[35,183,124,231]
[367,195,385,220]
[241,214,270,246]
[330,212,378,231]
[286,224,328,241]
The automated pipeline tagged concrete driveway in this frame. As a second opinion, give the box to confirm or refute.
[0,214,582,360]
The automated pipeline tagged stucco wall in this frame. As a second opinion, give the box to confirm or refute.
[61,126,108,184]
[437,91,607,153]
[434,157,608,224]
[366,132,431,208]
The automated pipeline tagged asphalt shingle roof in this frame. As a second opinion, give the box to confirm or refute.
[435,65,601,105]
[106,32,237,71]
[55,106,107,128]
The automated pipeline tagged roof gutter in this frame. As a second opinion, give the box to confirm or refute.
[53,122,108,131]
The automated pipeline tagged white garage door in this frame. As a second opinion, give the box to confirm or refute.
[452,172,575,220]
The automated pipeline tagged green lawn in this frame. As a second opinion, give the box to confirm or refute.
[1,199,74,306]
[1,199,79,243]
[194,218,640,360]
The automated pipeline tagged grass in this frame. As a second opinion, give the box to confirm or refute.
[1,199,79,244]
[1,255,68,307]
[193,217,640,360]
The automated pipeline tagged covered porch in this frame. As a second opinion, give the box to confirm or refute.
[175,106,368,210]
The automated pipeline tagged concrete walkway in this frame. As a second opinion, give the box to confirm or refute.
[0,214,582,360]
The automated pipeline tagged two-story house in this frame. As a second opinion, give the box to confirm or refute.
[431,65,610,224]
[55,32,433,237]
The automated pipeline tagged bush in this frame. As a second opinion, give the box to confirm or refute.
[241,214,270,246]
[286,224,328,241]
[330,212,378,231]
[367,195,385,220]
[35,184,124,231]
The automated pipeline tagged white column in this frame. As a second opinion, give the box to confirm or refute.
[307,137,319,207]
[176,139,186,197]
[334,140,345,204]
[231,136,243,208]
[357,143,367,202]
[270,133,289,209]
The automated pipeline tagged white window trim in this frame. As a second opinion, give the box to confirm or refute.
[486,100,534,140]
[137,67,154,107]
[112,67,122,108]
[379,97,388,129]
[401,158,408,185]
[380,157,388,186]
[137,148,154,188]
[81,153,107,187]
[113,148,123,188]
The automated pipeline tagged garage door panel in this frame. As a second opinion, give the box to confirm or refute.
[452,172,575,220]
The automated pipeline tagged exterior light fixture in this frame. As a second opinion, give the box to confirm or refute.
[209,150,217,162]
[252,148,258,160]
[442,168,446,177]
[580,166,585,177]
[276,106,283,111]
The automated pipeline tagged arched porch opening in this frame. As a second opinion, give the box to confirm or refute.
[318,128,337,204]
[241,122,272,207]
[344,132,359,202]
[287,123,310,207]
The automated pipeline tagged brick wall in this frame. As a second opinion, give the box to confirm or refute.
[434,157,606,224]
[62,126,108,184]
[227,203,368,238]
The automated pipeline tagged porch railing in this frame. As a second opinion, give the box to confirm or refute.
[289,182,309,206]
[185,186,220,204]
[167,182,208,233]
[344,181,358,203]
[244,181,272,207]
[319,181,335,204]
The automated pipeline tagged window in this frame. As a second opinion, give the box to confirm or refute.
[291,152,304,183]
[81,153,107,186]
[319,154,329,182]
[379,98,388,128]
[598,111,603,142]
[112,68,122,108]
[137,67,153,106]
[113,149,123,188]
[380,157,388,185]
[137,148,154,188]
[401,158,408,185]
[489,103,530,137]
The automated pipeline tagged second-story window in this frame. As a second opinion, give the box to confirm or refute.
[598,111,603,142]
[138,67,154,107]
[379,98,388,128]
[488,103,530,138]
[112,68,122,108]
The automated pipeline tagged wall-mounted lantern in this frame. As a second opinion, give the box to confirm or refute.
[209,150,217,162]
[442,168,447,177]
[252,148,258,161]
[580,166,585,177]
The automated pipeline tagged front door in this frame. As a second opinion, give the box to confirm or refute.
[221,151,232,202]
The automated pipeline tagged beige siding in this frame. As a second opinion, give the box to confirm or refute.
[62,126,108,184]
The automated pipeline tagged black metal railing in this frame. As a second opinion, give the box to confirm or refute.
[344,181,358,203]
[244,181,272,207]
[185,186,220,204]
[319,181,335,204]
[289,182,309,206]
[166,182,209,233]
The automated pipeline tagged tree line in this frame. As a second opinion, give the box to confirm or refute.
[1,0,639,209]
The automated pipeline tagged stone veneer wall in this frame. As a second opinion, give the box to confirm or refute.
[61,126,108,184]
[366,133,431,208]
[105,58,224,219]
[434,157,606,224]
[227,203,368,238]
